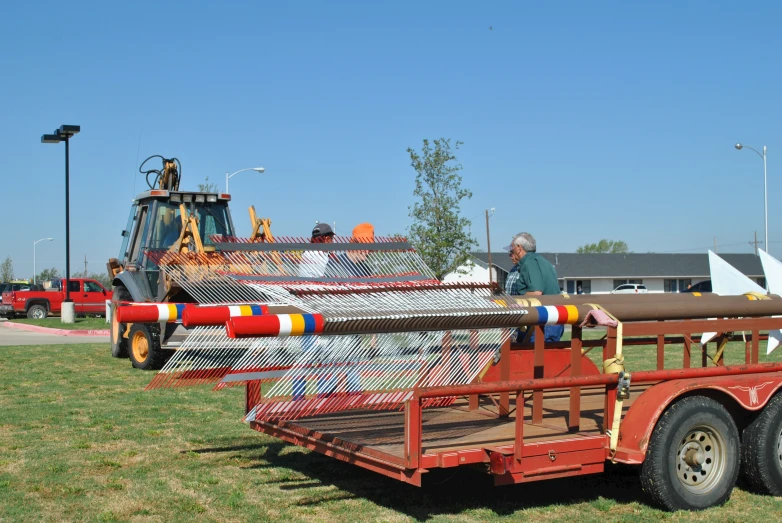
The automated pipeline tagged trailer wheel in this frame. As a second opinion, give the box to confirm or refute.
[27,304,48,319]
[111,285,131,358]
[128,323,164,370]
[640,395,739,511]
[742,392,782,495]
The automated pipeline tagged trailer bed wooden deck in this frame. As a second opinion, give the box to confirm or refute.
[252,385,653,469]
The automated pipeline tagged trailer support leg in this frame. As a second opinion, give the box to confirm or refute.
[532,326,545,424]
[569,326,582,432]
[404,399,422,469]
[499,339,511,417]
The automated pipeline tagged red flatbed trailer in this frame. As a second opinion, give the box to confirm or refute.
[245,316,782,511]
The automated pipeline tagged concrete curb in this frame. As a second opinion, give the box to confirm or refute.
[1,321,110,337]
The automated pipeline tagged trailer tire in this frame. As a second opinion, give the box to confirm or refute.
[742,392,782,495]
[639,395,739,511]
[111,285,131,358]
[128,323,165,370]
[27,304,48,319]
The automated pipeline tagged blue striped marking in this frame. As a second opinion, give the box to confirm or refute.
[250,304,264,316]
[303,314,316,333]
[536,306,549,325]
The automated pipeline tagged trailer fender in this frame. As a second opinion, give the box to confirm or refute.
[615,373,782,464]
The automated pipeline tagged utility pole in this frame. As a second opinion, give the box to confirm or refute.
[750,231,761,256]
[714,237,717,253]
[84,254,88,277]
[485,209,492,285]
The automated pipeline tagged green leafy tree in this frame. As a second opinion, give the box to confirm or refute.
[407,138,477,280]
[86,272,112,289]
[198,176,219,192]
[577,239,630,254]
[36,267,60,283]
[1,256,13,281]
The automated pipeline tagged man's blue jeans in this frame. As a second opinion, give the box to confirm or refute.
[292,336,361,400]
[521,324,565,343]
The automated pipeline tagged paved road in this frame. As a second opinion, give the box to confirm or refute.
[0,318,110,346]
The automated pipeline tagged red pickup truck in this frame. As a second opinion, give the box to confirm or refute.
[0,278,113,319]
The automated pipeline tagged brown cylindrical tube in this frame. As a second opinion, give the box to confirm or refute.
[309,296,782,337]
[514,293,780,308]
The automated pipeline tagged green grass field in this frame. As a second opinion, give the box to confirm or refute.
[564,327,782,370]
[2,341,782,522]
[10,317,109,330]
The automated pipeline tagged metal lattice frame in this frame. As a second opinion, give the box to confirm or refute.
[142,240,516,421]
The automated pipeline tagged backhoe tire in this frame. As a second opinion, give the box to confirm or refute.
[27,304,48,319]
[640,395,739,511]
[128,323,165,370]
[742,392,782,495]
[111,285,131,358]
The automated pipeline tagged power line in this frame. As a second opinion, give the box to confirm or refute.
[658,238,766,254]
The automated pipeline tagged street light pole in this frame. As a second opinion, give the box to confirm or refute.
[65,134,71,299]
[764,145,768,255]
[33,238,54,285]
[485,207,495,285]
[42,124,80,323]
[225,167,265,193]
[735,143,768,254]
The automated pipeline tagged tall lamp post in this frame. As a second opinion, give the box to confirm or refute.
[42,125,80,323]
[734,143,768,255]
[485,207,495,285]
[33,238,54,285]
[226,167,265,193]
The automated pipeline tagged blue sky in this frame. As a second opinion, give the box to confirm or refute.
[1,1,781,279]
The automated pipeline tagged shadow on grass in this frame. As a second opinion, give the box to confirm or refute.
[197,440,651,519]
[184,444,268,454]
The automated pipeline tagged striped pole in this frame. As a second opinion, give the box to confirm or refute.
[226,313,325,338]
[182,304,269,327]
[116,303,187,323]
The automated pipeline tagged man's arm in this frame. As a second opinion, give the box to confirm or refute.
[525,290,543,296]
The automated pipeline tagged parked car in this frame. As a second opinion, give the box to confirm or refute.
[681,280,712,293]
[0,278,112,319]
[611,283,648,294]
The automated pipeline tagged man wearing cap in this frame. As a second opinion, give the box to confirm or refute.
[508,232,563,342]
[300,222,334,277]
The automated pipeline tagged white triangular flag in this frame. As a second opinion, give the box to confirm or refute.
[758,250,782,354]
[710,251,766,296]
[701,251,766,345]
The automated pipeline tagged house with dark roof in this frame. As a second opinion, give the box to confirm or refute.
[467,252,765,294]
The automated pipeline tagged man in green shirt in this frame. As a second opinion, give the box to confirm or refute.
[508,232,564,342]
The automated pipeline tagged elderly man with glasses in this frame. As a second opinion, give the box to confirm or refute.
[505,232,564,343]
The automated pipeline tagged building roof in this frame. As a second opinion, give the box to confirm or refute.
[471,252,764,279]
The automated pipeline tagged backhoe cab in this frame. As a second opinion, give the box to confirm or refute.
[107,189,235,302]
